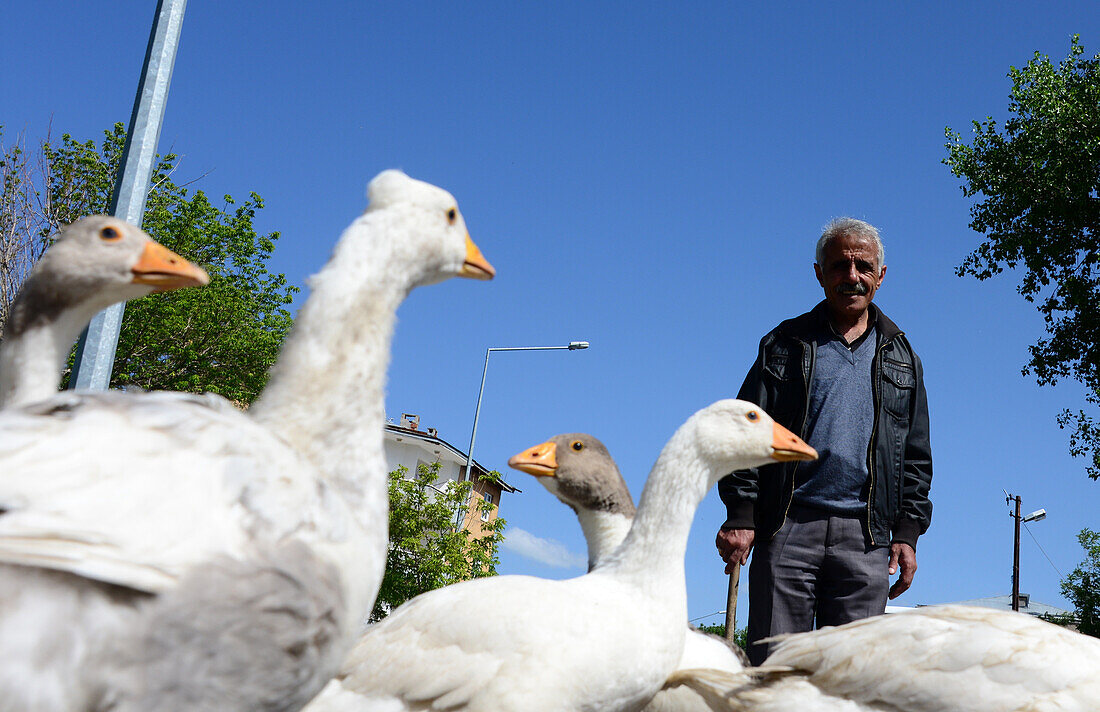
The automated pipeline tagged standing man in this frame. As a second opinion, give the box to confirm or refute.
[715,218,932,665]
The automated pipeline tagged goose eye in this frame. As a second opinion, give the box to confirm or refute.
[571,441,584,452]
[99,225,123,241]
[447,208,457,224]
[746,411,759,422]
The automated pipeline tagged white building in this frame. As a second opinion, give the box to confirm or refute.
[383,413,519,536]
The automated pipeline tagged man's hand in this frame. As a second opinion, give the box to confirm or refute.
[888,542,917,600]
[716,528,755,574]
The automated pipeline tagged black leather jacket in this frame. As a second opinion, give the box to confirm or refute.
[718,302,933,548]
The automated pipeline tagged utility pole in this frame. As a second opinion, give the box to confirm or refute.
[1005,492,1047,613]
[1009,493,1022,611]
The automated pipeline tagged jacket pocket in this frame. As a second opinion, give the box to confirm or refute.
[881,358,915,420]
[764,354,792,381]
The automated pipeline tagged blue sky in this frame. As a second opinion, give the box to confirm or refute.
[4,2,1099,627]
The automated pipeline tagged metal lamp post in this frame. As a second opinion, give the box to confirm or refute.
[1007,492,1047,611]
[69,0,188,390]
[462,341,590,487]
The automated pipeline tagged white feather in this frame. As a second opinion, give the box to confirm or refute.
[0,170,489,711]
[304,400,805,712]
[746,605,1100,711]
[671,606,1100,711]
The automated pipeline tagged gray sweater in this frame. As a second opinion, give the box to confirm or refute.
[792,325,877,515]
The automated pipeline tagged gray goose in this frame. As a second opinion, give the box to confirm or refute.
[510,436,1100,712]
[0,215,209,409]
[0,171,494,712]
[301,400,814,712]
[508,432,751,712]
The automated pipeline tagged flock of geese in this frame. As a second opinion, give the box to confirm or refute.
[0,169,1097,711]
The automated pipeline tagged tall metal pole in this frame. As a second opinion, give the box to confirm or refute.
[463,348,493,485]
[1010,494,1022,611]
[456,342,588,529]
[69,0,188,390]
[462,343,589,484]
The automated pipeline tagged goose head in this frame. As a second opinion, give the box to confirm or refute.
[0,216,209,408]
[508,433,636,518]
[363,170,494,290]
[687,399,816,480]
[509,433,637,570]
[6,215,209,338]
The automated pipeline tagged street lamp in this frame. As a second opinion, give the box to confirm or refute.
[1023,508,1047,523]
[1006,492,1047,611]
[462,342,590,485]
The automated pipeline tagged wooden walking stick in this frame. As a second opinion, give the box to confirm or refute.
[723,562,740,641]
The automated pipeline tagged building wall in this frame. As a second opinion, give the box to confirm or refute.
[460,475,504,538]
[382,438,463,484]
[383,434,503,538]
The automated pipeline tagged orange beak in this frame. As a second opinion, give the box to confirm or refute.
[508,441,558,476]
[460,234,495,280]
[771,422,817,462]
[131,242,210,292]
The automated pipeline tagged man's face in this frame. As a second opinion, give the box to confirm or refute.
[814,232,886,321]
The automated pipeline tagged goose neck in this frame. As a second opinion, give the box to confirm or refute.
[249,225,402,501]
[577,509,634,570]
[600,436,710,581]
[0,309,94,408]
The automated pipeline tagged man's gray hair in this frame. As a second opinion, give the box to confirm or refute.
[816,218,885,271]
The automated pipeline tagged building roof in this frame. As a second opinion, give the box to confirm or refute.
[383,422,520,493]
[884,605,913,614]
[920,594,1072,618]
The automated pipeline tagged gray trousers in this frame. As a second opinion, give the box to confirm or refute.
[746,504,890,665]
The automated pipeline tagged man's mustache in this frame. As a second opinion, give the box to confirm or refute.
[836,282,869,296]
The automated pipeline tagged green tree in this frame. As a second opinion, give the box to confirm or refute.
[372,462,506,621]
[695,623,749,657]
[1055,528,1100,638]
[0,123,296,404]
[944,36,1100,479]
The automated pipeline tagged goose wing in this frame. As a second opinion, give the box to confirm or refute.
[312,574,676,711]
[0,390,325,594]
[323,578,529,710]
[754,605,1100,711]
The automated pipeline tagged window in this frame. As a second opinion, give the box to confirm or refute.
[480,491,493,521]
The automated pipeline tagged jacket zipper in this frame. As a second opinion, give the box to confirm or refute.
[866,331,904,546]
[772,338,814,538]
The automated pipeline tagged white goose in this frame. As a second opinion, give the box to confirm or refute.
[303,399,815,712]
[672,604,1100,712]
[506,432,749,712]
[0,215,209,409]
[0,170,494,712]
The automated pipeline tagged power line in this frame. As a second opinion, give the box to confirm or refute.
[1023,522,1064,580]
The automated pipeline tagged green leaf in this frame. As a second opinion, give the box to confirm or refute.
[1044,528,1100,638]
[944,36,1100,480]
[18,124,298,403]
[372,462,506,621]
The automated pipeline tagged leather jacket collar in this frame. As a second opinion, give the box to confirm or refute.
[777,301,902,343]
